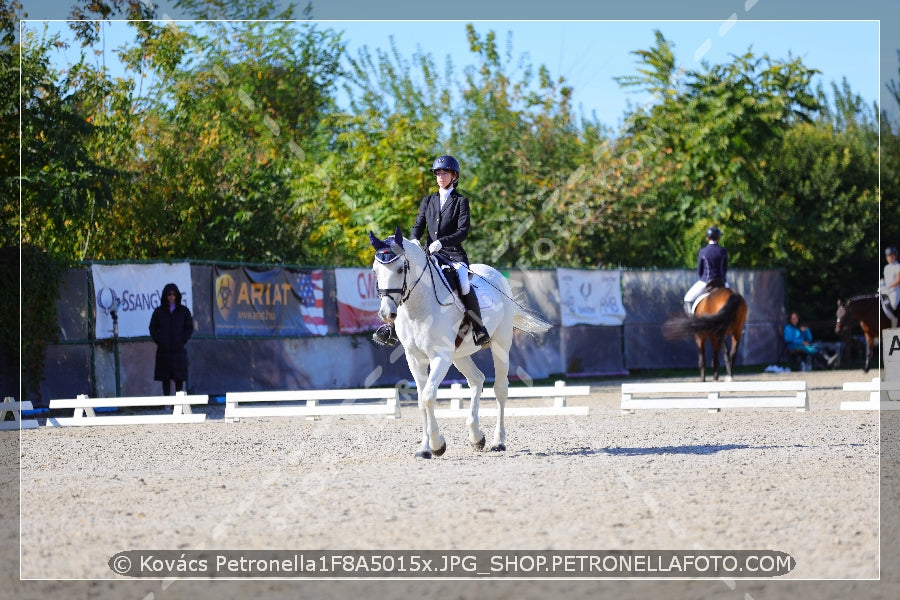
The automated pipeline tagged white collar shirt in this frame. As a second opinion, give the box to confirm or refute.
[439,186,454,210]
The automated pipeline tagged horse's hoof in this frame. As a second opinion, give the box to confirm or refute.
[490,443,506,452]
[473,435,486,450]
[432,442,447,457]
[415,450,432,459]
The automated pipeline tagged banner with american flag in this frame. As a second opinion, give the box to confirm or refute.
[213,266,328,336]
[292,269,328,336]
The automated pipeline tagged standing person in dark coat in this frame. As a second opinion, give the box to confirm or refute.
[149,282,194,395]
[683,226,729,315]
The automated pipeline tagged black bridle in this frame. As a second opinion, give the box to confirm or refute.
[375,250,454,309]
[376,254,422,308]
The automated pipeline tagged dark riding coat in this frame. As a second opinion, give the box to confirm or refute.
[149,283,194,382]
[409,188,471,265]
[697,242,728,284]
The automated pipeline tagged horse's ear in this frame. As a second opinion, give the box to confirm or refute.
[369,230,387,250]
[393,226,404,246]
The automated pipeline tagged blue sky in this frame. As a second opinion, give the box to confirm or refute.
[38,18,883,128]
[333,20,882,127]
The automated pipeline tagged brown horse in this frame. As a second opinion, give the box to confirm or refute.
[663,287,749,381]
[835,295,889,373]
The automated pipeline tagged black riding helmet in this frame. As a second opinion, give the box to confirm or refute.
[706,226,722,241]
[431,155,460,185]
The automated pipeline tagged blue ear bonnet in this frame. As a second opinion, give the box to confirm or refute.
[369,227,405,263]
[374,242,401,264]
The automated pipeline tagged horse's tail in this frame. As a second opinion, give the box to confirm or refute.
[513,304,553,336]
[663,294,743,340]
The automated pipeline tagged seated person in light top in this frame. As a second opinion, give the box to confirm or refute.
[783,311,836,368]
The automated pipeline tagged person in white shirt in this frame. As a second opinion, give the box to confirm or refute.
[881,246,900,326]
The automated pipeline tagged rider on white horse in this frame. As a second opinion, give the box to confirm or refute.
[373,155,490,348]
[683,225,729,315]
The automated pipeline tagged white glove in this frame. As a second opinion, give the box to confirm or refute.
[428,240,442,253]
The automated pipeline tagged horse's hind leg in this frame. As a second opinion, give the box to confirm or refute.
[711,338,723,382]
[453,355,486,450]
[696,338,707,382]
[489,343,511,452]
[724,334,740,382]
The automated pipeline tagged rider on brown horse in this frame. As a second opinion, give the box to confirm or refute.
[683,226,729,316]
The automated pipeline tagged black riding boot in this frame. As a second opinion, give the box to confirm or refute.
[372,324,399,347]
[462,289,490,347]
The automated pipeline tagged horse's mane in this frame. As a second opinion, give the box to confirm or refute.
[846,293,878,304]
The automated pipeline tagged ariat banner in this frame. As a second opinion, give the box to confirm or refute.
[213,266,327,336]
[91,263,193,339]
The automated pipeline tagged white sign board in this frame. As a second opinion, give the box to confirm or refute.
[883,328,900,400]
[91,263,193,339]
[557,268,626,327]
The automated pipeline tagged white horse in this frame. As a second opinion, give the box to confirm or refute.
[370,227,551,459]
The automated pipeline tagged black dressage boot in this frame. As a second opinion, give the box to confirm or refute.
[461,289,490,347]
[372,324,399,347]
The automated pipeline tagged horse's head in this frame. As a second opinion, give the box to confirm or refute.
[835,299,849,335]
[369,226,426,324]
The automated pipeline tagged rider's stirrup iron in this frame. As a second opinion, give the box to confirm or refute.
[372,324,399,347]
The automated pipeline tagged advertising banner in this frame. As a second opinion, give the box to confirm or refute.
[557,268,626,327]
[213,266,327,336]
[91,263,193,339]
[334,268,383,334]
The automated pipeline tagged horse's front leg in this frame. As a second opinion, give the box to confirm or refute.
[452,355,486,450]
[415,353,453,459]
[403,352,438,459]
[864,339,873,373]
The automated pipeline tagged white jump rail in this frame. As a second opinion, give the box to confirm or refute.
[0,397,39,430]
[432,380,591,418]
[841,378,900,410]
[621,380,809,414]
[224,388,401,422]
[47,391,208,426]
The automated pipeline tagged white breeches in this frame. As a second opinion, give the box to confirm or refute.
[453,262,471,295]
[684,279,729,303]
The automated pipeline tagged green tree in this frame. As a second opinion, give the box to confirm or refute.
[591,35,812,265]
[453,25,601,269]
[318,39,448,264]
[883,51,900,260]
[84,19,346,263]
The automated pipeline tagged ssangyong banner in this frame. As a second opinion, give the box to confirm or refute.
[213,266,327,336]
[557,268,627,327]
[334,268,383,334]
[91,263,193,339]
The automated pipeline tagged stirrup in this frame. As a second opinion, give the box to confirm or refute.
[472,325,491,347]
[372,325,399,347]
